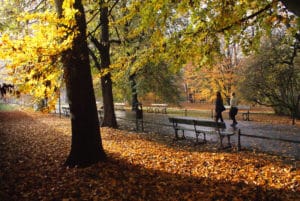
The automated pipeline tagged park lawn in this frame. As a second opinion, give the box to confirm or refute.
[0,103,17,111]
[0,110,299,201]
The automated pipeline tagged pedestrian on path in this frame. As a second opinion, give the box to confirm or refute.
[229,92,238,126]
[215,91,225,123]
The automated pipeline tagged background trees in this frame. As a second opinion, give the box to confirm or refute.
[87,1,118,128]
[239,31,300,123]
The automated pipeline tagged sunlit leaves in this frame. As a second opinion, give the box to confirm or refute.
[2,110,298,200]
[0,1,79,111]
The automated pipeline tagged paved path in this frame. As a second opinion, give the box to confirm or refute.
[116,111,300,160]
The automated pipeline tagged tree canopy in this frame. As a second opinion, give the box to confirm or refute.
[1,0,299,107]
[239,30,300,122]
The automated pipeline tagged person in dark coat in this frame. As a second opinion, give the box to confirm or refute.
[215,91,225,122]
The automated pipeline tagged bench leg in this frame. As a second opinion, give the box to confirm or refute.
[174,129,185,141]
[181,130,186,139]
[175,129,179,139]
[227,136,231,146]
[219,135,232,149]
[243,112,250,121]
[220,136,224,147]
[195,132,206,145]
[163,108,167,114]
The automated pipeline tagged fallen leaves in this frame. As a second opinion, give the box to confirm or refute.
[0,110,299,201]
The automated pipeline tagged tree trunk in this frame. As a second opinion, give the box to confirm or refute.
[129,73,139,111]
[99,4,118,128]
[280,0,300,16]
[58,0,106,167]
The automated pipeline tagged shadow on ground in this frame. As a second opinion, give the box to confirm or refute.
[0,111,299,200]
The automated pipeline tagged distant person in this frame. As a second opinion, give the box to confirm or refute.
[229,92,238,126]
[215,91,225,122]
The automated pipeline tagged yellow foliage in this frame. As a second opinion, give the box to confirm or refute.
[0,1,78,110]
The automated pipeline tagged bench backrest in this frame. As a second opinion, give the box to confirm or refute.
[169,117,225,129]
[193,120,226,129]
[169,117,194,125]
[151,103,168,107]
[225,105,250,110]
[238,105,250,110]
[114,102,125,106]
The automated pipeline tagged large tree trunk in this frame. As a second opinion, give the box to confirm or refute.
[99,4,117,128]
[57,0,106,167]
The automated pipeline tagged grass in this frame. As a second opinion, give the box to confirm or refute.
[0,103,17,111]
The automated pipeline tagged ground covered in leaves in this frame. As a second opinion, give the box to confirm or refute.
[0,110,299,201]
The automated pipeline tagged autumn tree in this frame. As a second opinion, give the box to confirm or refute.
[0,0,62,111]
[0,0,106,167]
[54,0,106,166]
[239,31,300,123]
[109,1,280,102]
[183,40,241,105]
[162,0,299,106]
[108,1,188,107]
[86,1,118,128]
[131,61,182,105]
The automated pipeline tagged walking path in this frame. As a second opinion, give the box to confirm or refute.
[116,111,300,160]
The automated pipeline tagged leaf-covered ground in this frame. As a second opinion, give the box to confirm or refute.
[0,110,299,201]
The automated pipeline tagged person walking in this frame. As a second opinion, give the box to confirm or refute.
[229,92,238,126]
[215,91,225,122]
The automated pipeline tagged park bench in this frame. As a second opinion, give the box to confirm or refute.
[225,105,251,121]
[61,106,70,117]
[146,103,168,114]
[238,105,251,121]
[168,116,239,148]
[114,102,126,111]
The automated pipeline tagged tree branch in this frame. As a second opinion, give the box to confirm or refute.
[217,2,274,33]
[88,47,101,71]
[89,35,104,53]
[109,39,121,44]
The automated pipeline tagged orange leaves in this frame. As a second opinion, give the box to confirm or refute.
[102,126,299,195]
[0,110,299,200]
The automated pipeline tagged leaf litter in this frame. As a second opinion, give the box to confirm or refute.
[0,110,299,201]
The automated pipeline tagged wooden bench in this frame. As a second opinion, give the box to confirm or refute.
[114,102,126,110]
[168,116,239,148]
[147,103,168,114]
[61,106,70,117]
[225,105,251,121]
[238,105,251,121]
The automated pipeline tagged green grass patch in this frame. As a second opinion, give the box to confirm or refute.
[0,103,17,111]
[167,108,213,118]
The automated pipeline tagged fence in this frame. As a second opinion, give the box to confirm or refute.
[237,131,300,151]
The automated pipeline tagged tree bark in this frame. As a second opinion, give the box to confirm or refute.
[129,73,139,111]
[280,0,300,16]
[57,0,106,167]
[99,4,118,128]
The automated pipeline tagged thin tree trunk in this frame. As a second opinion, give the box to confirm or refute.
[99,4,117,128]
[129,73,139,111]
